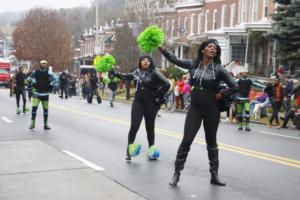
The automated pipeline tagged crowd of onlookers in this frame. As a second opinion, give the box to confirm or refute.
[7,64,300,130]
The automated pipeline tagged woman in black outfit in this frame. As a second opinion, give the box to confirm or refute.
[158,39,238,186]
[113,55,170,161]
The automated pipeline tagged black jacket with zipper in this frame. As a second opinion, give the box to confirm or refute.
[160,48,238,97]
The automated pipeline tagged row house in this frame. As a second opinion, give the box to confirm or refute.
[155,0,205,69]
[78,20,120,66]
[155,0,276,76]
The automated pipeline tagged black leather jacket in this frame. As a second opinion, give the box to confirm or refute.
[114,69,170,92]
[160,48,238,97]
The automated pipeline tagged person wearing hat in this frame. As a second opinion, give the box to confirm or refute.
[235,67,265,131]
[158,39,239,187]
[28,60,58,130]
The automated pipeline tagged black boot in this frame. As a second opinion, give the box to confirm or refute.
[126,147,131,161]
[208,147,226,186]
[169,146,190,187]
[238,116,243,130]
[97,96,102,104]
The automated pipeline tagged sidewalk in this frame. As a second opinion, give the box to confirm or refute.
[0,140,145,200]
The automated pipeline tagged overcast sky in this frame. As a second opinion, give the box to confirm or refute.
[0,0,93,13]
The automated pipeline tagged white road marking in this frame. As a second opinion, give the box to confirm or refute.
[62,150,105,171]
[1,116,12,123]
[258,131,300,140]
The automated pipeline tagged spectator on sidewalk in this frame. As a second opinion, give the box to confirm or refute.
[264,78,284,128]
[59,70,70,99]
[177,77,185,110]
[283,75,294,115]
[183,79,191,110]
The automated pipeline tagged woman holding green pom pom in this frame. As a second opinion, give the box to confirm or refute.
[112,55,170,161]
[158,39,239,187]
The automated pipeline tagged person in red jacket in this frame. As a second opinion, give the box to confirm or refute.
[177,77,185,110]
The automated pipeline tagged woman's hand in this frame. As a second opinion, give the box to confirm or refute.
[158,46,164,52]
[215,93,223,100]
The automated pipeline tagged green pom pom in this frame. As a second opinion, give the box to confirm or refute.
[102,76,110,85]
[137,25,165,53]
[95,54,116,72]
[113,77,120,82]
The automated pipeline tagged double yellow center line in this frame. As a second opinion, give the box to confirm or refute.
[51,103,300,169]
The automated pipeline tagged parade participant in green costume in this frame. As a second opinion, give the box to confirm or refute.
[236,67,265,131]
[29,60,58,130]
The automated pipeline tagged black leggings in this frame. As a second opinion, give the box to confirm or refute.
[269,98,281,124]
[179,89,220,151]
[128,89,160,147]
[16,87,26,108]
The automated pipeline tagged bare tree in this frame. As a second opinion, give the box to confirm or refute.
[112,23,140,73]
[12,8,74,71]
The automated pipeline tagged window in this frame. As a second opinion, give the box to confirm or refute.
[221,5,226,28]
[166,19,169,32]
[184,17,188,34]
[230,4,236,27]
[190,14,194,35]
[241,0,247,23]
[205,10,209,32]
[231,45,253,64]
[0,69,9,75]
[213,9,218,30]
[197,13,202,34]
[171,19,175,38]
[263,0,269,18]
[178,17,181,36]
[252,0,258,22]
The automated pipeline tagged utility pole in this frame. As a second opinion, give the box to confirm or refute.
[95,0,99,55]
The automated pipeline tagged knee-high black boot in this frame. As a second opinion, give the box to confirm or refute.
[169,146,190,186]
[208,147,226,186]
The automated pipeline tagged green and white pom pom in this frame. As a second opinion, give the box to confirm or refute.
[95,54,116,72]
[137,25,165,53]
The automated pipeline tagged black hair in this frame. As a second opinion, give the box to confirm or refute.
[138,55,156,72]
[193,39,221,68]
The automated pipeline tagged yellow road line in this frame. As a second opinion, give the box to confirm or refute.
[50,103,300,169]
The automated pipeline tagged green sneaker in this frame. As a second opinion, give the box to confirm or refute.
[16,108,21,114]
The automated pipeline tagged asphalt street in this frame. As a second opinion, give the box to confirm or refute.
[1,88,300,200]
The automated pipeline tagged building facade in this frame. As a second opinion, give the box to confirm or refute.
[154,0,276,76]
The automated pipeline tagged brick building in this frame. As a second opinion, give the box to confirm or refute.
[154,0,277,76]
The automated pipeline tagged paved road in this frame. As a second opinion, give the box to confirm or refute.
[1,88,300,200]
